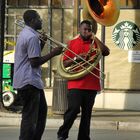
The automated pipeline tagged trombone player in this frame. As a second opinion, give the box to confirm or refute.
[57,20,110,140]
[13,10,63,140]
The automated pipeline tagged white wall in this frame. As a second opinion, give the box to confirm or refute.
[45,89,140,110]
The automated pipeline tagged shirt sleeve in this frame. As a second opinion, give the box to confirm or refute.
[27,36,41,58]
[63,41,74,60]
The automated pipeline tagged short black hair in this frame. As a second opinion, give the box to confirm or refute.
[23,10,38,25]
[80,20,92,27]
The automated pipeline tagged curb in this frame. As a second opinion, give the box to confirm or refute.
[0,117,140,131]
[118,122,140,131]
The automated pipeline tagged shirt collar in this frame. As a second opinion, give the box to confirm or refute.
[24,25,39,36]
[78,35,92,44]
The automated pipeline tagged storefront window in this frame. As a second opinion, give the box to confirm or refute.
[63,0,74,8]
[52,0,73,8]
[7,0,48,6]
[120,0,140,8]
[7,0,140,9]
[127,0,139,8]
[120,0,127,7]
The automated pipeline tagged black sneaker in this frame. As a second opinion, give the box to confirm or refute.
[57,136,66,140]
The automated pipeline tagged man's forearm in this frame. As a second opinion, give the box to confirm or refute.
[30,53,55,68]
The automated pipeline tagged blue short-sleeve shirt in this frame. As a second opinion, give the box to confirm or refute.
[13,26,44,89]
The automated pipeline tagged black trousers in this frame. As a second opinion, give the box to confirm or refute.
[17,85,47,140]
[57,89,97,140]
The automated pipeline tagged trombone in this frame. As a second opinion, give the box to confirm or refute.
[15,20,105,80]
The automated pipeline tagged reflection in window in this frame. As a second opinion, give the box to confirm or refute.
[120,0,140,8]
[52,0,62,7]
[63,0,74,8]
[6,0,140,9]
[52,0,73,8]
[7,0,18,6]
[7,0,74,7]
[7,0,48,6]
[120,0,126,7]
[128,0,139,8]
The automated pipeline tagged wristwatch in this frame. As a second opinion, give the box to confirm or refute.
[73,56,77,61]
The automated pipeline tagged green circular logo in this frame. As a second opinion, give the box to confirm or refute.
[112,21,140,50]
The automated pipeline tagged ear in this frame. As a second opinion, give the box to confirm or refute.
[78,27,80,33]
[29,19,35,28]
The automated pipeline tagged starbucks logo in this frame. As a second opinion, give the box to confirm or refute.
[112,21,140,50]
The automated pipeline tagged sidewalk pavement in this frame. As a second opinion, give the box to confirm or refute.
[0,108,140,131]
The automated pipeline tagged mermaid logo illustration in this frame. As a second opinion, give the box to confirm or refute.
[112,21,140,50]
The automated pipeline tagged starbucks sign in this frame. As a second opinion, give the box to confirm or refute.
[112,21,140,50]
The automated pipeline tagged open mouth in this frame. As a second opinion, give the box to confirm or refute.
[88,0,104,16]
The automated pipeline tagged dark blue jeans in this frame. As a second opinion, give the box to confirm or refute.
[17,85,47,140]
[57,89,97,140]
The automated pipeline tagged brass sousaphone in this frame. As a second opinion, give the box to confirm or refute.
[57,0,120,80]
[84,0,120,26]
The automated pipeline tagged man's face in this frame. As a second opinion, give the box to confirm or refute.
[79,23,92,41]
[33,14,42,30]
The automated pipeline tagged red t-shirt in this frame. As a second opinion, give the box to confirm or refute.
[63,36,101,91]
